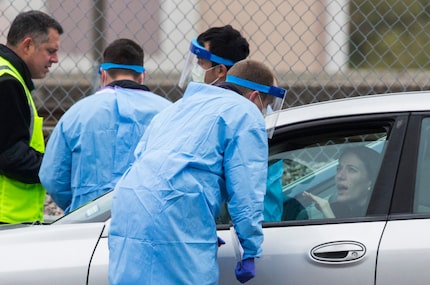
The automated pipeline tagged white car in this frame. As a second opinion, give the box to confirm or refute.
[2,90,430,284]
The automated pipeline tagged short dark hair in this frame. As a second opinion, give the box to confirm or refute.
[7,10,63,47]
[197,25,249,69]
[103,38,144,78]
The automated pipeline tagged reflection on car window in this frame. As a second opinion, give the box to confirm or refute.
[414,118,430,213]
[215,125,389,225]
[267,128,387,222]
[53,190,113,224]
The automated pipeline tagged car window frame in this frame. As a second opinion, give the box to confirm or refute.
[263,112,409,227]
[390,112,430,218]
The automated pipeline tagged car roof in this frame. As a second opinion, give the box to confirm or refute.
[267,90,430,128]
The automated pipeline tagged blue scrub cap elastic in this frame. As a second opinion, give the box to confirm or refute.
[189,38,235,66]
[226,75,287,99]
[98,62,145,74]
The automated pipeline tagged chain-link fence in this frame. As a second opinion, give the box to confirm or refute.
[2,0,430,138]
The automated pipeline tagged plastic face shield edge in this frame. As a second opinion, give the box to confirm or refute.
[226,75,287,139]
[178,38,235,89]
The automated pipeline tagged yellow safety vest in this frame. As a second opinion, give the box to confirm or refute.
[0,56,46,224]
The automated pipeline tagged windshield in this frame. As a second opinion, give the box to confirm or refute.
[53,190,113,224]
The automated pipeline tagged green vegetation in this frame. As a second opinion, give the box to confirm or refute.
[350,0,430,69]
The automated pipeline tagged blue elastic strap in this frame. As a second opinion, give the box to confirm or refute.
[99,62,145,74]
[226,75,287,99]
[189,38,235,66]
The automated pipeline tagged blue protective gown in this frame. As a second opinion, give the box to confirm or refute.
[39,82,172,213]
[264,160,284,221]
[108,82,267,285]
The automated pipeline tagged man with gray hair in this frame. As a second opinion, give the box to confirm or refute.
[0,10,63,224]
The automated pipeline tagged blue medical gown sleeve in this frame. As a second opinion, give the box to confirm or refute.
[224,125,267,259]
[264,160,284,221]
[39,120,72,211]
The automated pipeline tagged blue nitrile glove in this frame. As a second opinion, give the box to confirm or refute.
[235,258,255,283]
[217,236,225,247]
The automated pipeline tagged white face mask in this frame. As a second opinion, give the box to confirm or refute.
[191,64,218,84]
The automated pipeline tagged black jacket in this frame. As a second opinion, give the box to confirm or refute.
[106,79,150,91]
[0,44,42,184]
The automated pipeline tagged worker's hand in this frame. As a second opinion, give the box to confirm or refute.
[235,258,255,283]
[217,236,225,247]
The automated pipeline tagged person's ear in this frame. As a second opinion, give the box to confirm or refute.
[23,37,33,48]
[217,64,228,79]
[248,90,260,103]
[138,72,145,84]
[20,37,34,55]
[100,69,107,86]
[248,90,258,103]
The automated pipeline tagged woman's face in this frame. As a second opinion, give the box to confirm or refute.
[335,152,371,203]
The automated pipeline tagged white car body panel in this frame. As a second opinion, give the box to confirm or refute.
[266,91,430,130]
[218,222,386,285]
[88,221,109,285]
[0,223,105,285]
[377,219,430,284]
[88,237,109,285]
[91,221,388,285]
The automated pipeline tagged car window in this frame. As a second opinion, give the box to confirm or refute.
[215,120,390,225]
[266,123,388,222]
[414,117,430,213]
[53,190,113,224]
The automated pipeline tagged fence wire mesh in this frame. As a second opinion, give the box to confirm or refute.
[2,0,430,137]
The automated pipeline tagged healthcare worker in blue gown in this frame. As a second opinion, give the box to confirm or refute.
[108,58,286,285]
[264,160,285,221]
[39,39,172,214]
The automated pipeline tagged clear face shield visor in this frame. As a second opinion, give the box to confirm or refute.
[178,38,235,89]
[225,75,287,138]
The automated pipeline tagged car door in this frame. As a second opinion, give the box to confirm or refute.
[88,222,110,285]
[0,223,106,285]
[376,113,430,285]
[217,113,408,284]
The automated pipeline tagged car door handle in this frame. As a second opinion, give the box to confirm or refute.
[310,241,366,263]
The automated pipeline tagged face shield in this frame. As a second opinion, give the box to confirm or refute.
[225,75,287,138]
[178,38,235,89]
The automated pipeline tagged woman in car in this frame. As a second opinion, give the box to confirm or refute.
[303,146,381,218]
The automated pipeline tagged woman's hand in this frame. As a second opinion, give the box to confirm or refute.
[302,191,335,218]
